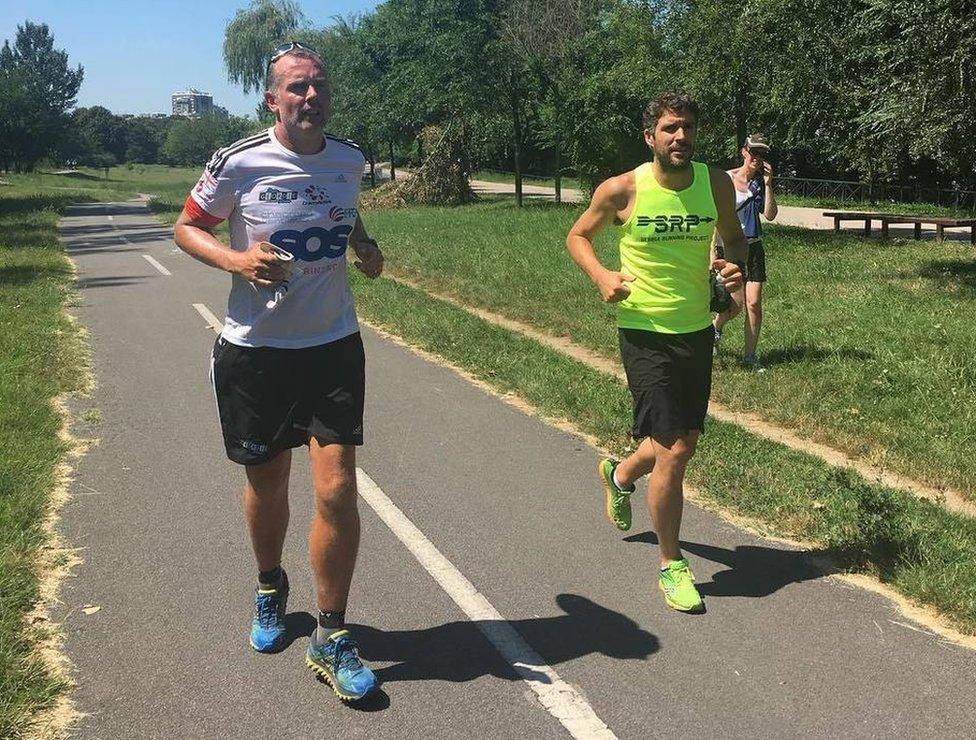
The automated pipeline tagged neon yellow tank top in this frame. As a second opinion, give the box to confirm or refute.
[616,161,717,334]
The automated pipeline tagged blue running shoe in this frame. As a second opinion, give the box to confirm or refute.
[305,629,377,701]
[249,570,289,653]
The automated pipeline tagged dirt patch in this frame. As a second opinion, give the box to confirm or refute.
[22,302,95,738]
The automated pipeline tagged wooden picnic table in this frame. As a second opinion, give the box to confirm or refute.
[822,211,890,236]
[878,215,976,244]
[823,211,976,244]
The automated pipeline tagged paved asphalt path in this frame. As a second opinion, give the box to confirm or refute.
[55,202,975,739]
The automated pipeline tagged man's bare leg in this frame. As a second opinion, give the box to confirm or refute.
[647,432,699,565]
[308,440,360,614]
[304,439,377,699]
[245,450,292,652]
[614,436,657,488]
[244,449,292,572]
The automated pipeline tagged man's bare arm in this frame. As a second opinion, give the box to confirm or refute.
[173,209,284,286]
[348,215,383,279]
[566,175,635,303]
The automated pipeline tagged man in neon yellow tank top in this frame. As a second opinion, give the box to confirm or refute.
[567,91,747,613]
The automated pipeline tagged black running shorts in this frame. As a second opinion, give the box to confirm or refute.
[211,332,365,465]
[618,326,714,441]
[717,239,767,283]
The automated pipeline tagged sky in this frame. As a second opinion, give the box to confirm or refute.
[1,0,380,118]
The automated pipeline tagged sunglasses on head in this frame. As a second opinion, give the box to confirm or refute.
[267,41,320,69]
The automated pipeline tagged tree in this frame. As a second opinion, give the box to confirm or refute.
[124,116,171,164]
[73,106,127,163]
[161,116,256,166]
[501,0,588,202]
[223,0,306,95]
[0,21,83,171]
[854,0,976,189]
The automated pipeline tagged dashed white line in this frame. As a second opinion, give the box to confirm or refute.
[355,468,617,740]
[107,215,114,221]
[192,303,222,334]
[143,254,171,276]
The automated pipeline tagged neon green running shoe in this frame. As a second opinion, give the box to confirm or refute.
[658,559,704,612]
[598,458,634,531]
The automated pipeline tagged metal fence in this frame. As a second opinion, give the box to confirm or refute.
[777,177,976,212]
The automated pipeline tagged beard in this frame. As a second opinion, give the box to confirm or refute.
[656,147,693,172]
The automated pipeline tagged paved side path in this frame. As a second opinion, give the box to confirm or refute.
[372,165,973,242]
[56,202,975,739]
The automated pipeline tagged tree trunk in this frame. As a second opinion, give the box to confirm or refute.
[389,141,396,181]
[553,86,562,204]
[510,75,524,208]
[734,71,748,152]
[367,148,376,189]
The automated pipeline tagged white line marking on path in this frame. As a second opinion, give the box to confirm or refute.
[107,215,114,221]
[355,468,617,740]
[192,303,222,334]
[143,254,171,276]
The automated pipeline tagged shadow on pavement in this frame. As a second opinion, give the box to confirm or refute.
[624,531,824,599]
[349,593,658,687]
[76,275,149,290]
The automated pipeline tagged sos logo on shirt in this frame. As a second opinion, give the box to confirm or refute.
[269,225,352,261]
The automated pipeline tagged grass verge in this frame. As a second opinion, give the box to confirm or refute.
[360,199,976,498]
[0,176,138,736]
[351,272,976,635]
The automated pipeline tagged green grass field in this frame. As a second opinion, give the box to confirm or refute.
[359,199,975,498]
[470,170,585,192]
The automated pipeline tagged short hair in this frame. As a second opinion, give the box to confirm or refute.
[642,91,699,131]
[265,49,325,93]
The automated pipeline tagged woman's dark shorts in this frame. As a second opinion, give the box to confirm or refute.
[618,326,714,441]
[717,239,767,283]
[211,332,365,465]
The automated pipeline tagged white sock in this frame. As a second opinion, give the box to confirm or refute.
[612,468,630,492]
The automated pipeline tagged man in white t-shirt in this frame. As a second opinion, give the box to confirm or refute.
[174,42,382,702]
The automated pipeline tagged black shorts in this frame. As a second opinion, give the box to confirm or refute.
[211,332,365,465]
[618,326,714,441]
[716,239,767,283]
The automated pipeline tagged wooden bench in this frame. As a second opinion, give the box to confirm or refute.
[822,211,890,236]
[879,215,976,244]
[823,211,976,244]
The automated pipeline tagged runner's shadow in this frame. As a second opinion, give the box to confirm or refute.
[757,344,873,368]
[350,593,658,686]
[623,531,825,598]
[282,611,317,644]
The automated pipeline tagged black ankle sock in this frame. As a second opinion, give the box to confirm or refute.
[317,609,346,631]
[258,566,283,587]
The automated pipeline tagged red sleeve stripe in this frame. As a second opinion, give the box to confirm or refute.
[183,196,224,227]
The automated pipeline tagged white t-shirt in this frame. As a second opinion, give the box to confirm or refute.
[189,127,366,348]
